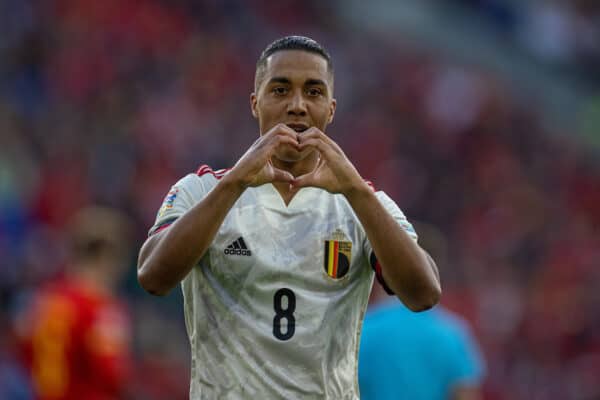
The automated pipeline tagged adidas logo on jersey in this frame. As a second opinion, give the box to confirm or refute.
[224,237,252,256]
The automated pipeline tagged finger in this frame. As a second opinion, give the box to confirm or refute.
[298,127,330,143]
[237,136,297,176]
[316,155,326,169]
[300,128,344,155]
[256,132,297,152]
[270,135,301,153]
[275,134,300,146]
[267,123,299,140]
[297,127,322,141]
[297,138,335,160]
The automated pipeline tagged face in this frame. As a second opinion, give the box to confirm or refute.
[251,50,336,162]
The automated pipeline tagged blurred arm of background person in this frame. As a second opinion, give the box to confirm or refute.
[447,321,484,400]
[359,283,485,400]
[359,224,485,400]
[14,206,135,400]
[453,386,481,400]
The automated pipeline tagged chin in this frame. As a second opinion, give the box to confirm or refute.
[275,145,305,162]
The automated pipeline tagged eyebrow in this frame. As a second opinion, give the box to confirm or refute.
[305,79,327,87]
[267,77,292,85]
[267,77,328,87]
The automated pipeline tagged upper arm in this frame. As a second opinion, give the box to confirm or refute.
[452,386,482,400]
[445,317,486,398]
[361,191,418,256]
[362,191,420,294]
[140,172,210,263]
[147,174,203,236]
[137,173,209,274]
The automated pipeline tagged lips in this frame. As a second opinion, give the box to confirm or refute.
[286,123,309,133]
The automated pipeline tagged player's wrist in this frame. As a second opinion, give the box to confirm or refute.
[219,172,249,195]
[342,180,373,203]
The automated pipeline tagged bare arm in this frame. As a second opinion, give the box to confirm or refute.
[138,178,245,295]
[293,128,441,310]
[137,124,299,295]
[345,185,440,310]
[452,386,482,400]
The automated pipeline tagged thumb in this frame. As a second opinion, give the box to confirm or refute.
[270,167,294,183]
[292,172,318,188]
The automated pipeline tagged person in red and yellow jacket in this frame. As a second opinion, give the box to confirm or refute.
[17,206,134,400]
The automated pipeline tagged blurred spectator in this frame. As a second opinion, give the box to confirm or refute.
[359,225,486,400]
[0,310,32,400]
[359,288,486,400]
[14,206,134,400]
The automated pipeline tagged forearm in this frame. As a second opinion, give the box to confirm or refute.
[345,184,441,311]
[138,176,244,295]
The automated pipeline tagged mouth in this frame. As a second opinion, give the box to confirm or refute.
[286,123,310,133]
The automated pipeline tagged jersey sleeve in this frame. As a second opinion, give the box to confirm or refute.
[148,173,211,236]
[362,191,418,295]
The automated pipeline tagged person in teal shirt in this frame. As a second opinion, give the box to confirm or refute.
[359,297,485,400]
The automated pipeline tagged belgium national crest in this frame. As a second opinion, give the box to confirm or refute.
[323,230,352,279]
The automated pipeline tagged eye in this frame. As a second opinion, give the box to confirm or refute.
[306,87,323,97]
[272,87,288,96]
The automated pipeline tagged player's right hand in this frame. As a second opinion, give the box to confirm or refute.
[227,123,299,188]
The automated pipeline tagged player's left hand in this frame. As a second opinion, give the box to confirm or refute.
[291,128,369,197]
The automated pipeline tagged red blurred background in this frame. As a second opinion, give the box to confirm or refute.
[1,1,599,399]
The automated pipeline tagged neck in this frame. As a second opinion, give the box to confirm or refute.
[271,151,319,177]
[271,151,319,205]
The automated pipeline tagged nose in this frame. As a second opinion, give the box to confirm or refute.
[287,89,307,116]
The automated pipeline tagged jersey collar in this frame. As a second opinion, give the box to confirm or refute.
[254,183,320,211]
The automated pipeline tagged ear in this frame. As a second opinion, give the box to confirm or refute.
[250,93,258,119]
[327,98,337,124]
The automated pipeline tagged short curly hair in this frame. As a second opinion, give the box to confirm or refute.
[254,35,333,92]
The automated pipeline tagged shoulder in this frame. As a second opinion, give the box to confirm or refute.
[193,164,231,188]
[196,164,231,180]
[172,164,231,192]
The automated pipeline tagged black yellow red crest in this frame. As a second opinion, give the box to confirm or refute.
[323,230,352,279]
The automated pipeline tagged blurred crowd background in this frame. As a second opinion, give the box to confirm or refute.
[1,0,599,399]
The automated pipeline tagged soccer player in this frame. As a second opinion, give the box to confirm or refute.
[359,285,486,400]
[138,35,441,399]
[16,206,133,400]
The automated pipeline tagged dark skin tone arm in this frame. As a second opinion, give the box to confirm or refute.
[346,188,440,309]
[138,124,440,310]
[137,124,299,295]
[138,178,245,295]
[453,386,482,400]
[292,128,441,310]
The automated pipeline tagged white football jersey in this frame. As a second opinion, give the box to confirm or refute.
[149,165,418,399]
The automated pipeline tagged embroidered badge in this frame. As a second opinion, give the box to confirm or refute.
[158,188,178,218]
[323,229,352,279]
